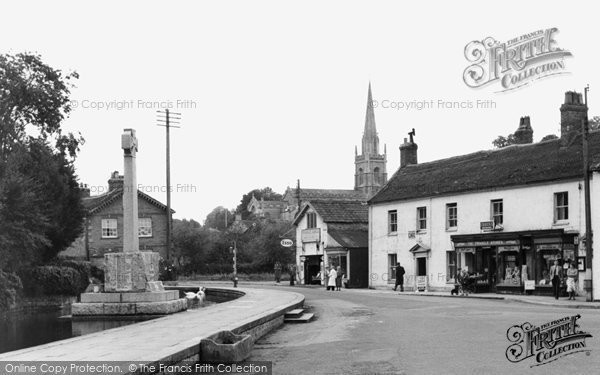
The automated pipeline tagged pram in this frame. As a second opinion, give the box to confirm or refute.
[452,273,476,296]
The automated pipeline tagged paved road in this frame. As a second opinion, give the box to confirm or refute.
[246,286,600,375]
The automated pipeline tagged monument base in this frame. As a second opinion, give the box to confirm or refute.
[104,252,160,292]
[72,291,187,316]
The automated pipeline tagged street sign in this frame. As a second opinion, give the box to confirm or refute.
[280,239,294,247]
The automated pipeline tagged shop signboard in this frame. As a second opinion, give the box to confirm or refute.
[480,221,494,231]
[455,239,519,247]
[524,280,535,290]
[301,228,321,243]
[416,276,427,291]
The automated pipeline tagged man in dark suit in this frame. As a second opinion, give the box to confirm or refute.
[394,262,405,292]
[549,259,563,300]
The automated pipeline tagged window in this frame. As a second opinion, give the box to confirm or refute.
[417,207,427,231]
[101,219,118,238]
[446,203,457,229]
[446,251,456,283]
[307,212,317,228]
[139,218,153,237]
[491,199,503,226]
[388,210,398,234]
[554,192,568,221]
[374,167,380,184]
[388,254,397,280]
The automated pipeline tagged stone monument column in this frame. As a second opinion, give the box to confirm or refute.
[122,129,139,253]
[103,129,160,293]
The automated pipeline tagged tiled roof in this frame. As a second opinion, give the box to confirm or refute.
[370,132,600,204]
[300,188,367,201]
[83,189,173,214]
[328,226,368,248]
[295,200,368,224]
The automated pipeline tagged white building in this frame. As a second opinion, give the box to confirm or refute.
[294,200,369,288]
[368,91,600,298]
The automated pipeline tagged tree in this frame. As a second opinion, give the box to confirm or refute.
[540,134,558,142]
[492,134,517,149]
[235,187,283,219]
[0,53,82,160]
[0,52,85,270]
[203,206,234,230]
[589,116,600,130]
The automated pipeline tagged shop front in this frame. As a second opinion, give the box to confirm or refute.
[451,230,578,295]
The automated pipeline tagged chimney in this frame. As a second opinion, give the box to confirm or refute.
[108,171,124,191]
[79,183,90,198]
[514,116,533,144]
[399,137,418,168]
[560,91,587,144]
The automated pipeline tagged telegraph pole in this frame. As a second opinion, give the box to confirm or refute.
[582,85,593,301]
[157,109,181,263]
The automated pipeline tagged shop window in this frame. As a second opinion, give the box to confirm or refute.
[554,192,568,222]
[446,251,456,283]
[491,199,503,226]
[388,210,398,234]
[446,203,457,230]
[417,207,427,231]
[497,251,520,286]
[536,249,561,285]
[388,254,397,280]
[101,219,118,238]
[307,212,317,228]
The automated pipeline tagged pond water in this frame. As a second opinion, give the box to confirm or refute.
[0,287,222,355]
[0,306,154,354]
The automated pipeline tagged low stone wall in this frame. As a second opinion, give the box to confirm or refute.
[0,295,76,316]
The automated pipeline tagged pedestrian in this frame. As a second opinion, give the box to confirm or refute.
[288,263,296,286]
[323,266,330,289]
[335,266,343,291]
[566,262,578,300]
[549,259,563,300]
[327,266,337,291]
[393,262,405,292]
[274,262,282,284]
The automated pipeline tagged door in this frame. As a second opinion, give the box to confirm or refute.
[417,257,427,276]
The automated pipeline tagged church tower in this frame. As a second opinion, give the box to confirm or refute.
[355,83,387,197]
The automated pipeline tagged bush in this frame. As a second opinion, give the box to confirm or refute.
[19,263,90,297]
[91,265,104,283]
[0,270,23,311]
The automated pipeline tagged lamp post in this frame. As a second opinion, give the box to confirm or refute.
[230,243,238,288]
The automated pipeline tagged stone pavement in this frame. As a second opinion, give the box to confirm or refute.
[0,287,304,361]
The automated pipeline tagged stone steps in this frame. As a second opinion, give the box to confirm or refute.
[284,308,314,323]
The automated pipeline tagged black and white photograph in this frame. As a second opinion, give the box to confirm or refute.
[1,1,600,374]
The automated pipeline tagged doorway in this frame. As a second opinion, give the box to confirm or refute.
[417,257,427,276]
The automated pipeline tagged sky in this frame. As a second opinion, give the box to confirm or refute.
[1,0,598,222]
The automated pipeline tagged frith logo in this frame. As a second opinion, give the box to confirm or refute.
[463,28,572,92]
[506,314,592,367]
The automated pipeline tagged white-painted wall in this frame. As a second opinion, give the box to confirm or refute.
[369,179,591,291]
[295,205,329,285]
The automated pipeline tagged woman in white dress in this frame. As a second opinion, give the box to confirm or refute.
[566,262,578,300]
[327,266,337,291]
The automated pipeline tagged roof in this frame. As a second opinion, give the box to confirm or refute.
[83,188,173,214]
[328,226,368,248]
[370,132,600,205]
[293,199,368,225]
[285,188,367,201]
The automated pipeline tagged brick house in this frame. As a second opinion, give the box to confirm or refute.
[61,171,172,267]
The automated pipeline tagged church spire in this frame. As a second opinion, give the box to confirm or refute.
[362,82,379,156]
